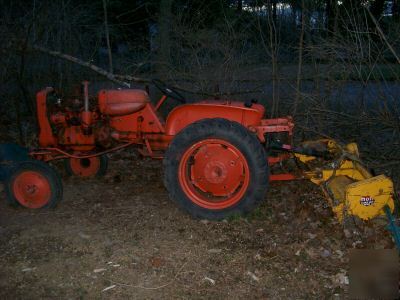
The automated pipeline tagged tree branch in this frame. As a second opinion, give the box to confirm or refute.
[365,6,400,64]
[30,45,262,97]
[30,45,151,87]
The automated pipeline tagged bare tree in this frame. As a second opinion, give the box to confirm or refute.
[158,0,173,74]
[103,0,113,74]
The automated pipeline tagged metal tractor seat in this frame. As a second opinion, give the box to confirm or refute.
[98,89,150,116]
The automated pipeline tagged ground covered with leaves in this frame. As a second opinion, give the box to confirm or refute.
[0,151,394,299]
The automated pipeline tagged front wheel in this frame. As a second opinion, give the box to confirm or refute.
[164,118,269,220]
[5,161,63,209]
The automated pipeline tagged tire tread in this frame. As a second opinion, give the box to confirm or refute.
[163,118,269,220]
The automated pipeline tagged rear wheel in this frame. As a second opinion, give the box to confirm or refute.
[64,155,108,178]
[5,161,63,209]
[164,118,269,220]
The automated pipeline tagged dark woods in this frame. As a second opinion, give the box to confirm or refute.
[0,0,399,186]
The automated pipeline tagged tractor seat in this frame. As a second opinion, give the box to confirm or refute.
[98,89,150,116]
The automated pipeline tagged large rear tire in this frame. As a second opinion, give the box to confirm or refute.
[164,118,269,220]
[5,161,63,209]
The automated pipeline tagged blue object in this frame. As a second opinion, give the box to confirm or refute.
[0,143,31,181]
[385,205,400,253]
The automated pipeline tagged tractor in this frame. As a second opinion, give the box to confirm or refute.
[2,80,399,246]
[25,80,285,219]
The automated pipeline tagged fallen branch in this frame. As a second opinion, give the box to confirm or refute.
[30,45,263,97]
[31,45,150,87]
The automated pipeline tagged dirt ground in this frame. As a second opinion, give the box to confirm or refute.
[0,151,394,299]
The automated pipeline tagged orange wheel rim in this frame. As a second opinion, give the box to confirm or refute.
[179,139,250,210]
[12,171,51,208]
[69,157,100,177]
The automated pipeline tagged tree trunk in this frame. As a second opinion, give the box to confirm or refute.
[158,0,173,75]
[294,0,305,116]
[103,0,113,74]
[237,0,242,13]
[393,0,399,19]
[325,0,336,35]
[272,0,277,24]
[267,0,279,117]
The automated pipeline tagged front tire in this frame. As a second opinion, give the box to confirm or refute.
[164,118,269,220]
[5,161,63,209]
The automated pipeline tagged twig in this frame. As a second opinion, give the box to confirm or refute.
[104,205,139,210]
[296,124,341,142]
[370,161,400,168]
[171,85,264,97]
[310,108,364,120]
[364,6,400,64]
[108,261,188,290]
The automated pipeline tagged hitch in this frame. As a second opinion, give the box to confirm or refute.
[268,140,332,159]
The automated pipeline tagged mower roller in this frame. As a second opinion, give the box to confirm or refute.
[2,80,399,248]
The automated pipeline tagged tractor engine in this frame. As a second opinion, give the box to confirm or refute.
[36,82,112,151]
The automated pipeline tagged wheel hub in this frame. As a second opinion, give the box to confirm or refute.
[69,157,100,177]
[190,143,244,197]
[26,184,38,194]
[12,171,51,208]
[204,161,227,184]
[179,139,250,209]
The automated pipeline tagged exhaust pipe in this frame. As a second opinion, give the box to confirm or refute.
[81,81,92,135]
[83,81,89,112]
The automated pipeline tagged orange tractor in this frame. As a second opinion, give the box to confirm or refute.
[6,80,298,219]
[4,81,398,234]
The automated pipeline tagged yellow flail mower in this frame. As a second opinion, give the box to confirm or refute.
[290,139,399,249]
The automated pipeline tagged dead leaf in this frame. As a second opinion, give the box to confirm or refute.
[150,257,165,268]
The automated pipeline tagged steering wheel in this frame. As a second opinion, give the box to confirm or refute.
[152,79,186,103]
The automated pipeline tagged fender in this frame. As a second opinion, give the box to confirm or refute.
[165,100,265,136]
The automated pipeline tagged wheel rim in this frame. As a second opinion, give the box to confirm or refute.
[12,171,51,208]
[69,157,100,177]
[179,139,250,210]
